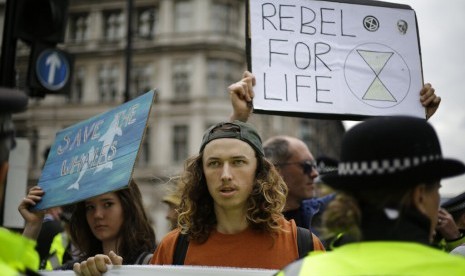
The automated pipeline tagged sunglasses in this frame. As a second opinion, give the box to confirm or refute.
[276,160,318,175]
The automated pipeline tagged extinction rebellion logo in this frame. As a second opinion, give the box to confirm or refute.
[363,16,379,32]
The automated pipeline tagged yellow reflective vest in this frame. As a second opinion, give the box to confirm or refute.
[278,241,465,276]
[0,227,39,275]
[45,231,70,270]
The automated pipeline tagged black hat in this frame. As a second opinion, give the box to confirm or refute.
[200,120,264,156]
[441,191,465,214]
[322,116,465,190]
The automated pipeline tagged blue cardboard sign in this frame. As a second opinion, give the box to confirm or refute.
[34,90,156,210]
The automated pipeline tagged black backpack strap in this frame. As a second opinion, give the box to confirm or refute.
[135,251,154,265]
[172,233,189,265]
[296,226,314,259]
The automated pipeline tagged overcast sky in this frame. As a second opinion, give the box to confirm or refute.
[344,0,465,198]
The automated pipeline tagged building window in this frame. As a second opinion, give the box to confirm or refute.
[211,1,239,34]
[136,6,157,38]
[131,64,153,98]
[174,0,192,33]
[98,64,120,103]
[68,13,89,42]
[172,60,191,101]
[103,10,124,41]
[207,59,241,97]
[172,125,188,162]
[68,66,85,103]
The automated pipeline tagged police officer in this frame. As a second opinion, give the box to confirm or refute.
[0,88,40,275]
[277,116,465,275]
[44,206,77,270]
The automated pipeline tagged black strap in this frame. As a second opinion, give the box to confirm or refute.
[172,233,189,265]
[296,226,314,259]
[135,251,154,265]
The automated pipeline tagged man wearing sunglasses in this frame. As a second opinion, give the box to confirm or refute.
[262,135,333,232]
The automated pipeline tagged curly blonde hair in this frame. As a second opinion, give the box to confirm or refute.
[177,152,288,243]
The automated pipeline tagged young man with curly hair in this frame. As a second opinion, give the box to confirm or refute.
[150,120,325,269]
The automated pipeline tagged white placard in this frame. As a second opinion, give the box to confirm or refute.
[39,265,277,276]
[248,0,424,119]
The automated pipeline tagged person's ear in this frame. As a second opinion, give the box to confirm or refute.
[412,184,428,215]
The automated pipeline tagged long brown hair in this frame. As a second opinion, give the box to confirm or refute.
[177,152,288,243]
[69,180,156,264]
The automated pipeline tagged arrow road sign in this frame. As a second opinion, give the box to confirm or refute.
[35,49,70,91]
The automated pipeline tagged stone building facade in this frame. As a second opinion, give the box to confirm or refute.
[2,0,344,240]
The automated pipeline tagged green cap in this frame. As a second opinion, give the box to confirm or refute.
[199,121,264,156]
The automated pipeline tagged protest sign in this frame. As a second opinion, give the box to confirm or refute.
[247,0,424,120]
[34,90,156,210]
[39,265,277,276]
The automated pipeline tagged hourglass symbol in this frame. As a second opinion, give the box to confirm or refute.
[344,43,411,109]
[357,50,396,102]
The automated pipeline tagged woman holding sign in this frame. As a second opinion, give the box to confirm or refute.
[19,179,156,271]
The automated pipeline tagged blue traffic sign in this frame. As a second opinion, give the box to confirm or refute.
[35,49,71,91]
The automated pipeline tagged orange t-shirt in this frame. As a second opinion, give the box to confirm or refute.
[150,218,325,269]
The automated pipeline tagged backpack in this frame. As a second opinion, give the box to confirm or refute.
[172,226,314,265]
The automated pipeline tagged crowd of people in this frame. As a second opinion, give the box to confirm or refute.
[1,70,465,275]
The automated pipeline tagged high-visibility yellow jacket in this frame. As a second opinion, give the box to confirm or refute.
[277,241,465,276]
[0,227,39,275]
[45,231,70,270]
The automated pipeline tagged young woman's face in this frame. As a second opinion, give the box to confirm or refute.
[85,192,124,244]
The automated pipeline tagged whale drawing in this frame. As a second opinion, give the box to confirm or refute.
[67,146,96,190]
[94,115,122,174]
